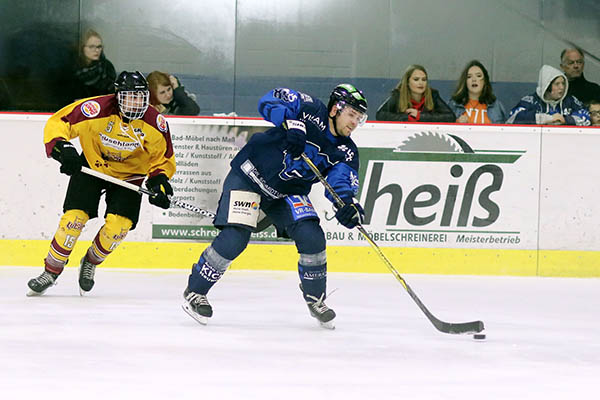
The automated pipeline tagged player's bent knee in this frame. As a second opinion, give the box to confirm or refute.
[97,214,132,251]
[212,225,252,260]
[61,209,90,231]
[104,214,133,238]
[46,209,90,271]
[56,209,90,244]
[287,220,326,254]
[88,214,133,264]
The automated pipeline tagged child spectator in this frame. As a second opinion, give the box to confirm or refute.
[147,71,200,115]
[448,60,506,124]
[73,29,116,99]
[507,65,590,126]
[376,64,454,122]
[588,99,600,126]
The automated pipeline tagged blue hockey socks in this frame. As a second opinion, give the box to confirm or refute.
[297,250,328,300]
[187,246,232,295]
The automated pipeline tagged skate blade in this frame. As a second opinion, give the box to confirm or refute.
[181,303,209,325]
[318,320,335,330]
[26,289,45,297]
[79,287,88,297]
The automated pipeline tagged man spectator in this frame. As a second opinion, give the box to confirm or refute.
[560,47,600,104]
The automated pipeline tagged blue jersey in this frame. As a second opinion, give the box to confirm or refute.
[506,92,590,125]
[230,88,360,204]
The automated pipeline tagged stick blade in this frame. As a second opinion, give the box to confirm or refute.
[434,319,484,335]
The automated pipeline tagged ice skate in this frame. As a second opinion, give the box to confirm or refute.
[299,284,336,329]
[27,271,59,296]
[182,288,213,325]
[78,255,96,296]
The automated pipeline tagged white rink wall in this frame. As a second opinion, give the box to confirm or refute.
[1,113,600,254]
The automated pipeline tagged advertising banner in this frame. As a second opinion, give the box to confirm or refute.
[154,121,541,250]
[151,119,284,241]
[312,124,540,249]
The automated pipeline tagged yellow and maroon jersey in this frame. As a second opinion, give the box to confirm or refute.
[44,94,176,183]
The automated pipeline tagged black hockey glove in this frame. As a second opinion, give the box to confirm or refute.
[335,199,365,229]
[51,140,82,176]
[282,119,306,158]
[145,174,173,209]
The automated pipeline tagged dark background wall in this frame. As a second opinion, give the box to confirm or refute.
[1,0,599,116]
[0,1,81,111]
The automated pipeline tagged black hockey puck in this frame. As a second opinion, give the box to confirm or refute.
[473,333,486,340]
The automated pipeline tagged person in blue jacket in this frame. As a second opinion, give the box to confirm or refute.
[507,65,590,125]
[181,84,368,329]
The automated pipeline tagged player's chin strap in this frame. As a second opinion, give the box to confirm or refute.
[80,167,215,219]
[300,153,484,335]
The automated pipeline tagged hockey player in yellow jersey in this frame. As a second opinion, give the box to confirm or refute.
[27,71,176,296]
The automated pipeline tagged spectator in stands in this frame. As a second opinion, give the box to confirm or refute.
[587,99,600,126]
[376,64,454,122]
[560,47,600,105]
[448,60,506,124]
[147,71,200,116]
[507,65,590,126]
[73,29,116,99]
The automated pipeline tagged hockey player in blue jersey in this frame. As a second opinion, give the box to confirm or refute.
[182,84,368,329]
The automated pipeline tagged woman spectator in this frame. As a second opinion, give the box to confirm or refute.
[449,60,506,124]
[376,64,454,122]
[147,71,200,116]
[73,30,116,99]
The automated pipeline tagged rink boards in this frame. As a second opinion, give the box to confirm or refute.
[1,114,599,277]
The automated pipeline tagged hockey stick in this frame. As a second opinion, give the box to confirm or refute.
[300,153,484,335]
[80,167,216,218]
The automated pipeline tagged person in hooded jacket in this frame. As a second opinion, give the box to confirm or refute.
[506,65,590,126]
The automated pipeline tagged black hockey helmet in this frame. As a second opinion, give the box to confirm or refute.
[114,70,149,92]
[114,70,149,120]
[328,83,368,116]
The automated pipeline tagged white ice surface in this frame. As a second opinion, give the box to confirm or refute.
[1,266,599,400]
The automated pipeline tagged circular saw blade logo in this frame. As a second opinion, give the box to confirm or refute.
[395,131,473,153]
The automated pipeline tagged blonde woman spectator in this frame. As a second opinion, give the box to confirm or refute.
[448,60,506,124]
[376,64,454,122]
[147,71,200,115]
[74,29,116,99]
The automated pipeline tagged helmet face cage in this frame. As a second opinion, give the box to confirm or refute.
[117,90,149,120]
[114,71,150,120]
[335,102,368,126]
